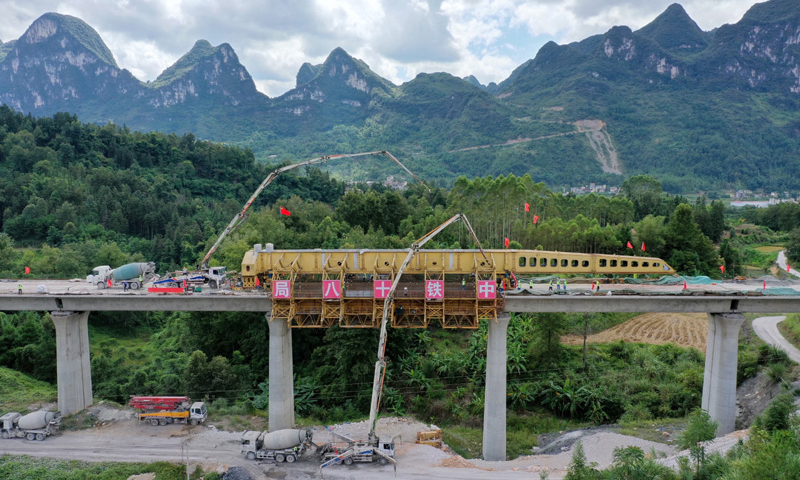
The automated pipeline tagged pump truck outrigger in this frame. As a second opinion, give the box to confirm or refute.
[197,150,429,282]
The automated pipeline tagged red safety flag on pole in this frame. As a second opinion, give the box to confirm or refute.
[641,242,646,252]
[24,266,30,274]
[255,277,261,287]
[683,280,687,290]
[788,264,793,272]
[764,280,767,290]
[719,265,725,273]
[533,215,539,224]
[504,237,510,248]
[279,206,291,216]
[626,241,633,249]
[524,203,530,212]
[107,279,113,288]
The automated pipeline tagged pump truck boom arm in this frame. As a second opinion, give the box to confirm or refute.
[200,150,429,268]
[367,214,486,443]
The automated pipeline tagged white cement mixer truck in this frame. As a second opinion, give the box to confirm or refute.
[240,428,313,462]
[0,410,61,441]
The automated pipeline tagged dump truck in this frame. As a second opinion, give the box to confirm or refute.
[241,428,313,462]
[0,410,61,441]
[319,431,396,469]
[129,396,207,426]
[87,262,157,290]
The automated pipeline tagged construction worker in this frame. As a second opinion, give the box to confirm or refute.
[183,266,188,276]
[548,280,553,293]
[18,283,22,294]
[556,279,561,293]
[528,279,534,290]
[462,277,466,290]
[562,278,567,293]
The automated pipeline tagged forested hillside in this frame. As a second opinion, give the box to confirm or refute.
[3,2,800,192]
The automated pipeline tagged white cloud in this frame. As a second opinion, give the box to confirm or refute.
[0,0,764,96]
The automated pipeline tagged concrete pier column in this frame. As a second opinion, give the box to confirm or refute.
[483,313,510,461]
[50,311,92,415]
[268,316,294,430]
[702,312,745,436]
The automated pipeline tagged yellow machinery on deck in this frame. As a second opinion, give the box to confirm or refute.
[241,246,675,329]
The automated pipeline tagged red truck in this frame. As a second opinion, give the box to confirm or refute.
[129,396,207,426]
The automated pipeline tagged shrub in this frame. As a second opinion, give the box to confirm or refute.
[677,409,718,450]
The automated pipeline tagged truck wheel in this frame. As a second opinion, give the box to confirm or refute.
[97,282,106,289]
[150,419,159,426]
[209,280,218,289]
[246,452,256,460]
[190,418,198,426]
[170,281,179,288]
[130,282,139,290]
[379,457,388,465]
[26,433,35,441]
[36,433,44,441]
[286,454,296,463]
[1,430,8,439]
[344,457,353,466]
[275,453,285,463]
[159,418,167,426]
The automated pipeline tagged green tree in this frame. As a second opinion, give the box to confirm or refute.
[663,204,719,275]
[621,175,662,221]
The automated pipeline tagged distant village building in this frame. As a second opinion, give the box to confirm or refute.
[383,176,408,190]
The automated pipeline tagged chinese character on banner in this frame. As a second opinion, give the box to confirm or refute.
[273,280,291,299]
[425,280,444,299]
[373,280,392,299]
[477,280,496,299]
[323,280,341,299]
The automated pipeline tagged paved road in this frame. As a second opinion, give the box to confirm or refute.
[752,315,800,363]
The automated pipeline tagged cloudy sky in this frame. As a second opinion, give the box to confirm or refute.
[0,0,762,97]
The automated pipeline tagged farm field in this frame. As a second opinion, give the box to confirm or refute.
[562,313,708,351]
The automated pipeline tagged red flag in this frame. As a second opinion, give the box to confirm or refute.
[279,206,291,216]
[255,277,261,287]
[719,265,725,273]
[533,215,539,224]
[788,264,793,272]
[24,266,30,274]
[764,280,767,289]
[524,203,530,212]
[626,241,633,249]
[683,280,687,290]
[504,237,510,248]
[641,242,646,252]
[107,279,113,287]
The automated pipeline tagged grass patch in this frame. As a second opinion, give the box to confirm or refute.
[0,455,220,480]
[0,366,57,412]
[615,417,687,444]
[754,245,785,253]
[778,314,800,349]
[442,425,482,459]
[443,412,584,460]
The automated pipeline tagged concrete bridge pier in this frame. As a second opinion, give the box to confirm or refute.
[50,311,93,415]
[483,312,510,461]
[702,312,745,436]
[267,315,295,430]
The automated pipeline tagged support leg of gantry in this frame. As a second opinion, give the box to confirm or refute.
[702,312,745,436]
[50,311,93,416]
[482,312,510,461]
[268,315,295,431]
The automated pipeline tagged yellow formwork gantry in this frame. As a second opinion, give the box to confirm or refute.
[242,248,675,328]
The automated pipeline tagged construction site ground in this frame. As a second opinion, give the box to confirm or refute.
[2,313,796,479]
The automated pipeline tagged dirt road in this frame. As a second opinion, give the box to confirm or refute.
[0,412,680,480]
[752,315,800,363]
